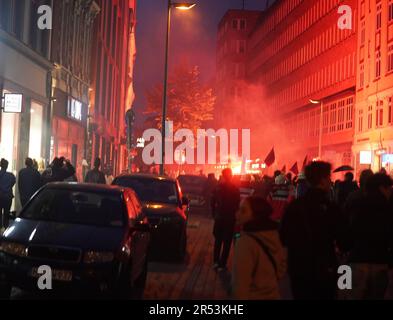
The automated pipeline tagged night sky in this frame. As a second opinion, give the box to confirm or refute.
[134,0,272,124]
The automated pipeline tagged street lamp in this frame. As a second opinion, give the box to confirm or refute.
[310,99,324,160]
[160,1,196,175]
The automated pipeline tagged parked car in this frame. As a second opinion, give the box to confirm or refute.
[0,183,150,299]
[112,174,189,262]
[177,175,208,208]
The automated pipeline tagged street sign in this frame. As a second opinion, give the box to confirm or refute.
[3,93,23,113]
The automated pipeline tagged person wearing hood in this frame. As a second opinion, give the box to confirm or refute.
[232,196,286,300]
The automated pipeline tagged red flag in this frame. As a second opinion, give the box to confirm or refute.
[264,148,275,167]
[301,156,308,170]
[281,165,286,173]
[290,162,299,175]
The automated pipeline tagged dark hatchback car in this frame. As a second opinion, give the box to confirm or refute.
[112,174,189,262]
[0,183,150,299]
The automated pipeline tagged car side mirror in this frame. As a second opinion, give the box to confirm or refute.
[181,197,190,206]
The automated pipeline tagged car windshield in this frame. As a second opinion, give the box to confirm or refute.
[20,189,125,228]
[114,177,179,205]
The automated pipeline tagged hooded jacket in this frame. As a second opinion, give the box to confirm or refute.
[232,220,287,300]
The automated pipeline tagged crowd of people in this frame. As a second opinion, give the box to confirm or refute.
[0,156,114,230]
[209,163,393,300]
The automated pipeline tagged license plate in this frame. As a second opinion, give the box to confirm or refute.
[30,267,73,282]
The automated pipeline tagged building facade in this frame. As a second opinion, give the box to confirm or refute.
[353,0,393,175]
[89,0,137,176]
[215,10,261,129]
[0,0,52,176]
[50,0,100,181]
[217,0,359,170]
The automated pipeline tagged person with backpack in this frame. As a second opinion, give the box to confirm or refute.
[232,196,286,300]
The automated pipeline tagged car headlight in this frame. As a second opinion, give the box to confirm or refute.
[83,251,115,264]
[0,242,28,257]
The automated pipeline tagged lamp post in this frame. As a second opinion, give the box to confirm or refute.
[160,1,196,175]
[310,99,324,160]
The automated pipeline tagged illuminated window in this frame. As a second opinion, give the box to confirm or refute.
[68,98,83,121]
[376,100,384,127]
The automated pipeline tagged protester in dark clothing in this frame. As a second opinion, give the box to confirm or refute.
[18,158,42,207]
[41,157,76,184]
[205,174,218,214]
[336,172,359,207]
[344,173,393,300]
[344,169,374,217]
[0,159,16,229]
[85,158,106,184]
[295,172,309,199]
[280,161,346,300]
[211,168,240,271]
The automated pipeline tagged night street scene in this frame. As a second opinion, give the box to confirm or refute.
[1,0,393,305]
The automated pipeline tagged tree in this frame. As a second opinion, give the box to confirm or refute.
[145,65,215,133]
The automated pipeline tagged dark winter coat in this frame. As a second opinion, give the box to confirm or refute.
[18,167,42,206]
[211,182,240,239]
[280,188,346,277]
[345,192,393,265]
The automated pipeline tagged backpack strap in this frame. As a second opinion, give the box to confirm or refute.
[246,233,278,279]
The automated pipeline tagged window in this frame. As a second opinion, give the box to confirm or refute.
[389,97,393,124]
[367,105,373,130]
[359,63,365,88]
[232,19,238,30]
[323,105,329,134]
[358,109,364,132]
[236,40,246,54]
[337,100,345,131]
[389,0,393,22]
[240,19,246,30]
[376,100,384,127]
[330,103,337,133]
[388,44,393,73]
[361,20,366,45]
[346,97,354,129]
[376,51,381,78]
[376,3,382,30]
[68,98,83,121]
